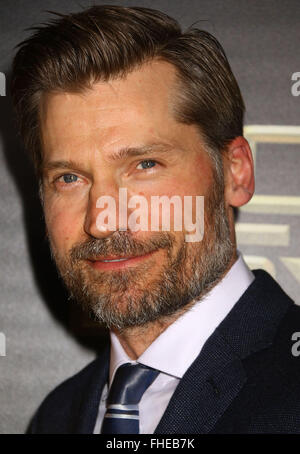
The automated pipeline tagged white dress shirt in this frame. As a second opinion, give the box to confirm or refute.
[93,252,254,434]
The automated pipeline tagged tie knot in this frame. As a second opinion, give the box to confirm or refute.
[108,362,159,405]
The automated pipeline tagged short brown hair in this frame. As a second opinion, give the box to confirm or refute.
[11,5,244,176]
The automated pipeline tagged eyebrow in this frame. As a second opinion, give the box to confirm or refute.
[42,143,176,172]
[108,143,174,161]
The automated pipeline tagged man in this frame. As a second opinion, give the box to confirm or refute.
[11,5,300,434]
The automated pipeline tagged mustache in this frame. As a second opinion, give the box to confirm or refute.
[69,230,175,262]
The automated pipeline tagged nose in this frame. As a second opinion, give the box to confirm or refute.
[84,179,120,239]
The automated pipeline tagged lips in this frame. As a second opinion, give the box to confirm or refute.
[89,255,141,262]
[87,251,156,270]
[100,257,130,263]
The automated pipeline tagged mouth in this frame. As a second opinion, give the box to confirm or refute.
[87,251,157,270]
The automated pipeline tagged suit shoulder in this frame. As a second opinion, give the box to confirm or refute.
[215,302,300,433]
[271,302,300,374]
[42,356,102,401]
[27,353,108,434]
[243,301,300,383]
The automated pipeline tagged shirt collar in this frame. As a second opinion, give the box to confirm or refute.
[109,251,254,385]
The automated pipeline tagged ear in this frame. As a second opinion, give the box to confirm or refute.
[224,136,255,208]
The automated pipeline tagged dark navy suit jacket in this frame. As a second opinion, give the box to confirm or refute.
[27,270,300,433]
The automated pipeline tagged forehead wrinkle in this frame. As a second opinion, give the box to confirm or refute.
[41,143,179,172]
[107,143,176,162]
[42,159,88,175]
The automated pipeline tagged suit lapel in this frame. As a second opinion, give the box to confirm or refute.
[155,270,292,434]
[76,344,110,434]
[154,330,246,433]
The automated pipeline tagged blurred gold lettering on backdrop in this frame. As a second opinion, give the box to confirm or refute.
[238,125,300,285]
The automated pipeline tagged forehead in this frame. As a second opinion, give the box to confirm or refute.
[40,60,180,147]
[39,59,209,170]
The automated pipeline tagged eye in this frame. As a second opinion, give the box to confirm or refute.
[57,173,79,184]
[136,160,157,170]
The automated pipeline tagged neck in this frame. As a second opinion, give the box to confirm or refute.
[111,307,190,359]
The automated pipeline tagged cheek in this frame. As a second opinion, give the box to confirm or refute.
[44,199,85,251]
[128,186,194,236]
[138,170,210,240]
[186,157,213,195]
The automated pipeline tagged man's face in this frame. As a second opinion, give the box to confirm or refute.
[40,60,234,330]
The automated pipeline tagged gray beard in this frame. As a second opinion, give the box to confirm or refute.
[49,185,234,331]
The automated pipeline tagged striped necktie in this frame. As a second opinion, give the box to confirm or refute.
[101,363,160,434]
